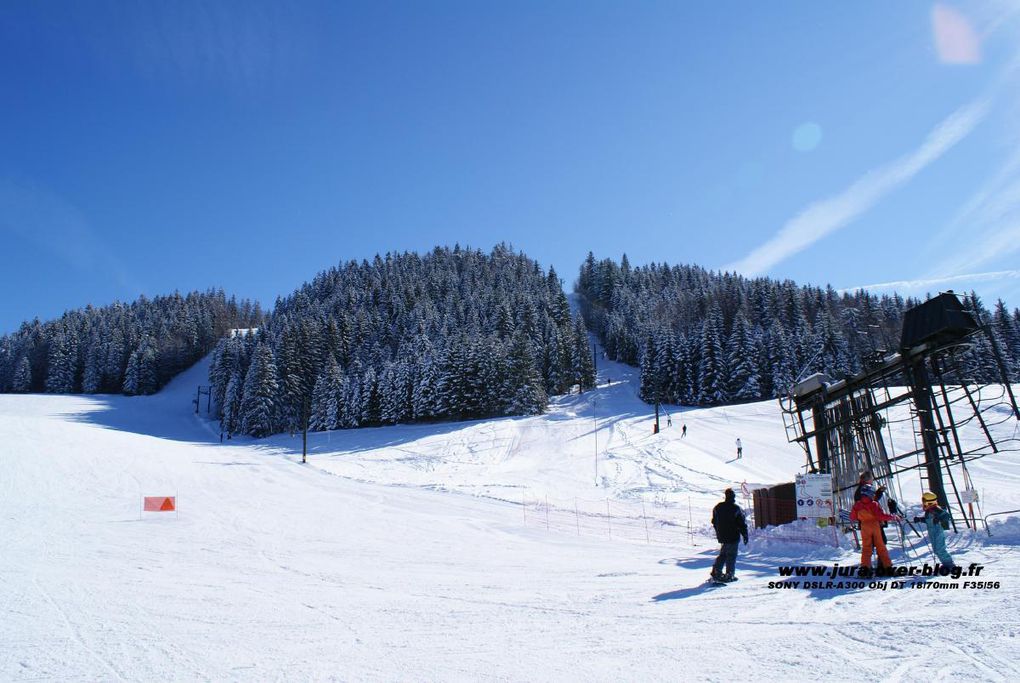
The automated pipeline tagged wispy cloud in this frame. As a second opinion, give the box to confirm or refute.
[923,116,1020,279]
[838,269,1020,294]
[722,97,991,277]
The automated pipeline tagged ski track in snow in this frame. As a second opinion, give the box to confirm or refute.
[1,354,1019,680]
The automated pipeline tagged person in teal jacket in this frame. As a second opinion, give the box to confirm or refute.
[913,491,955,568]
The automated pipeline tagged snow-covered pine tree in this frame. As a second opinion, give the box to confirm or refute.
[727,313,761,401]
[765,320,794,397]
[503,330,547,415]
[412,351,439,421]
[992,299,1019,381]
[45,330,77,393]
[12,356,31,392]
[81,338,103,394]
[122,349,141,395]
[135,343,159,395]
[572,316,596,392]
[697,306,728,405]
[240,342,279,437]
[221,369,243,436]
[310,357,344,430]
[361,366,381,425]
[340,372,363,428]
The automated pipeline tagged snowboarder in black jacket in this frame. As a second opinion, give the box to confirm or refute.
[710,488,748,582]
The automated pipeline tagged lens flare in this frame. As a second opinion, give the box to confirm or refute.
[792,122,822,152]
[932,3,981,65]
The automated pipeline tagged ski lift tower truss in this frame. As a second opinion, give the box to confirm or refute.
[780,292,1020,531]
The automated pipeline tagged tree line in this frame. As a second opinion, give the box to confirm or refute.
[0,291,263,395]
[576,253,1020,406]
[208,245,597,439]
[4,247,1016,429]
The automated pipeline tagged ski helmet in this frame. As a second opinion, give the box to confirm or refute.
[922,491,938,507]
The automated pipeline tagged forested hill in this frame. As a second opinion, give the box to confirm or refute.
[576,253,1020,406]
[209,245,596,438]
[0,291,263,395]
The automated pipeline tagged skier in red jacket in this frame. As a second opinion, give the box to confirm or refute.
[849,484,899,575]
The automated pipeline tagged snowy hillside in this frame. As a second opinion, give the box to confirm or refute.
[3,353,1020,681]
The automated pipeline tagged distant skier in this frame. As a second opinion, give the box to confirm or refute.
[850,484,899,575]
[913,492,956,569]
[681,424,687,438]
[710,488,748,583]
[667,415,672,428]
[735,438,742,459]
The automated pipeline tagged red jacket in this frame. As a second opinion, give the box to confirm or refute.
[850,497,895,524]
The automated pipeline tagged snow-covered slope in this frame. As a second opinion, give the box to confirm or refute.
[2,354,1019,681]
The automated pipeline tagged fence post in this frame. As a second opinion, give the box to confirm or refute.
[688,496,696,546]
[606,498,612,538]
[641,500,650,544]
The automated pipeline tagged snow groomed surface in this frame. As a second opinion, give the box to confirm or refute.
[2,354,1019,680]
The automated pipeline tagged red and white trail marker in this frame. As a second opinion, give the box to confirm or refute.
[143,496,176,511]
[141,496,178,518]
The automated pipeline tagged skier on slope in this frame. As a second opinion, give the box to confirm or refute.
[853,470,888,544]
[853,471,885,503]
[735,438,742,459]
[849,484,899,576]
[913,492,956,569]
[710,488,748,583]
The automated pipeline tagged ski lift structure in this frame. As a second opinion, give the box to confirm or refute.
[780,291,1020,533]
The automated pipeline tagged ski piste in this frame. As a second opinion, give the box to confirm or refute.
[1,343,1017,679]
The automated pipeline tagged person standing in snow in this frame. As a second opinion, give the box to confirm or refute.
[853,471,885,503]
[913,492,955,569]
[853,470,887,543]
[849,483,899,575]
[735,438,742,459]
[681,424,687,438]
[667,415,672,428]
[710,488,748,582]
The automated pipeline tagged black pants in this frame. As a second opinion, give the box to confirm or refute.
[712,542,739,577]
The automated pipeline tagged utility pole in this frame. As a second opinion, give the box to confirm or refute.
[593,395,599,486]
[654,400,660,434]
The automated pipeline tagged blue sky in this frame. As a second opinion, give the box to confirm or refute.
[2,1,1020,333]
